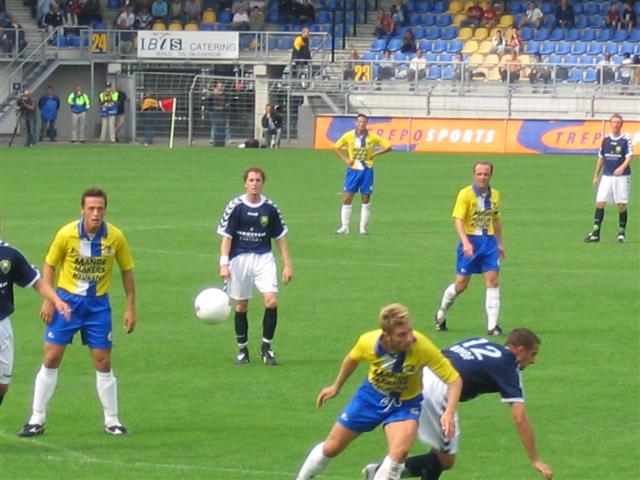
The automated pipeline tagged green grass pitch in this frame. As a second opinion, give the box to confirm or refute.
[0,145,638,479]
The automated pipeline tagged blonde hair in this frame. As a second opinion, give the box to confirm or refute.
[379,303,411,333]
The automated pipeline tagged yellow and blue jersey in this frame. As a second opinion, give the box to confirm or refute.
[349,329,459,400]
[45,219,134,296]
[452,184,501,236]
[335,129,391,169]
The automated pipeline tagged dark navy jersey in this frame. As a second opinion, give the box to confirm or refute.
[217,195,288,260]
[443,337,525,403]
[599,134,633,176]
[0,240,41,321]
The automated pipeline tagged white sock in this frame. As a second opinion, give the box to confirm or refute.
[440,283,458,311]
[360,203,371,232]
[29,365,58,425]
[96,370,120,427]
[340,204,352,228]
[486,287,501,330]
[296,442,330,480]
[374,455,405,480]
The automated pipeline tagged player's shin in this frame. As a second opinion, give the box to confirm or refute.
[29,365,58,424]
[234,311,248,346]
[96,370,120,427]
[262,307,277,351]
[360,203,371,233]
[485,287,500,331]
[340,204,352,228]
[440,284,458,311]
[404,452,443,480]
[296,442,330,480]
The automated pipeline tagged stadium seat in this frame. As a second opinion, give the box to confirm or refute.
[394,52,407,61]
[439,52,452,62]
[452,13,467,26]
[218,11,232,23]
[579,30,595,42]
[370,39,387,52]
[447,40,463,53]
[573,4,583,15]
[202,8,216,23]
[436,14,453,26]
[578,56,595,65]
[565,29,580,42]
[448,0,463,13]
[424,26,441,39]
[612,29,628,42]
[278,36,294,50]
[361,51,378,61]
[498,15,514,28]
[566,68,582,82]
[571,42,587,55]
[540,2,553,14]
[583,67,598,83]
[518,54,530,65]
[441,65,455,80]
[267,35,279,51]
[386,38,403,52]
[168,21,183,31]
[421,14,436,26]
[420,39,433,52]
[507,1,524,14]
[545,54,561,65]
[589,15,604,28]
[441,27,458,40]
[425,51,438,62]
[416,1,433,14]
[584,3,598,15]
[427,65,442,80]
[200,23,214,31]
[555,42,571,55]
[471,27,489,41]
[458,27,473,40]
[596,29,612,42]
[533,28,550,41]
[409,12,421,26]
[394,26,409,39]
[628,29,640,42]
[543,14,556,28]
[586,43,603,55]
[539,42,554,55]
[433,1,447,14]
[107,0,121,8]
[56,35,67,47]
[519,27,533,41]
[604,43,618,55]
[152,21,166,30]
[432,39,447,53]
[574,15,588,29]
[549,28,565,42]
[477,39,494,54]
[310,36,323,48]
[185,21,198,31]
[563,55,577,65]
[619,42,636,56]
[598,2,610,14]
[462,39,478,54]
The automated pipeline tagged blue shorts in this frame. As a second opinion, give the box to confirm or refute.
[456,235,500,275]
[44,290,112,349]
[337,381,422,433]
[344,167,374,195]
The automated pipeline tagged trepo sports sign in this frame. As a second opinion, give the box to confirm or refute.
[137,31,239,59]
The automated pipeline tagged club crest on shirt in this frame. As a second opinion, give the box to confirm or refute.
[615,145,622,154]
[260,215,269,227]
[101,245,113,256]
[0,259,11,274]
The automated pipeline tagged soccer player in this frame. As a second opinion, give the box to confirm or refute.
[435,161,504,336]
[295,304,462,480]
[363,328,553,480]
[18,188,136,437]
[0,219,70,406]
[217,167,292,366]
[334,113,392,235]
[585,114,634,243]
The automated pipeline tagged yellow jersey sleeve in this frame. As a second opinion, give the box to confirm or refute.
[413,331,460,384]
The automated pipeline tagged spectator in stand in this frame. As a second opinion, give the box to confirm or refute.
[408,48,427,81]
[374,8,394,39]
[605,3,621,29]
[461,0,483,28]
[231,4,250,30]
[151,0,169,22]
[291,26,311,78]
[453,52,471,82]
[507,26,522,55]
[519,1,543,29]
[633,55,640,86]
[279,0,297,25]
[620,2,636,32]
[64,0,82,26]
[42,4,64,36]
[0,4,12,26]
[377,49,395,80]
[343,48,360,80]
[481,2,498,29]
[249,5,264,30]
[499,51,522,83]
[169,0,183,21]
[261,103,283,148]
[1,16,27,55]
[38,85,60,142]
[527,53,551,92]
[36,0,56,27]
[555,0,574,28]
[116,4,135,46]
[400,28,417,54]
[184,0,202,22]
[491,29,506,55]
[134,6,154,29]
[297,0,315,26]
[390,0,409,27]
[598,53,616,84]
[82,0,103,25]
[619,52,633,87]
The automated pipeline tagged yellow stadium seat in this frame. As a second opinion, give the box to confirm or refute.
[462,39,478,54]
[448,0,463,13]
[471,27,489,41]
[489,27,503,38]
[477,39,494,54]
[484,53,499,64]
[498,15,514,28]
[500,53,512,63]
[518,54,530,65]
[453,14,467,26]
[185,21,199,31]
[202,8,217,24]
[458,27,473,40]
[152,21,166,30]
[168,21,183,31]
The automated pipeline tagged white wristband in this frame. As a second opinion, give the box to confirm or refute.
[219,255,229,267]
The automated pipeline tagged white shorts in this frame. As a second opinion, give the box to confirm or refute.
[0,318,15,385]
[417,367,460,454]
[596,175,631,205]
[227,252,278,301]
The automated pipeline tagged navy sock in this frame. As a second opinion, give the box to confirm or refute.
[404,451,443,480]
[593,208,604,231]
[234,311,248,346]
[262,307,277,350]
[619,210,627,231]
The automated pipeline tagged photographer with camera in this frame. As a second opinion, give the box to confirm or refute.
[16,89,36,147]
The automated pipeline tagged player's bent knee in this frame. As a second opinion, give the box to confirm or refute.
[0,384,9,395]
[437,452,455,470]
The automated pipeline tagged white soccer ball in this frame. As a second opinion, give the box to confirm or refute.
[194,288,231,324]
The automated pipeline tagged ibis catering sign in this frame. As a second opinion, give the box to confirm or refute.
[137,31,239,59]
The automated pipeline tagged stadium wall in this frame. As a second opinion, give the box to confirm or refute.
[314,116,640,154]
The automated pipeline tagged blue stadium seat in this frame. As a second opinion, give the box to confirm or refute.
[549,28,565,41]
[394,52,407,61]
[583,67,598,83]
[628,29,640,42]
[612,29,628,42]
[432,1,447,14]
[507,1,524,14]
[201,23,214,31]
[310,36,323,48]
[586,42,603,55]
[596,29,612,42]
[416,1,434,14]
[107,0,121,9]
[604,43,618,55]
[420,14,436,26]
[370,38,387,52]
[425,51,438,62]
[68,35,80,47]
[431,39,447,53]
[394,26,408,38]
[598,2,610,14]
[278,36,293,50]
[533,28,550,41]
[520,27,533,41]
[419,39,432,52]
[583,3,598,15]
[524,41,540,55]
[266,11,279,23]
[574,15,588,29]
[447,39,463,53]
[636,2,640,15]
[566,29,580,42]
[555,41,572,55]
[405,0,416,13]
[563,54,577,65]
[543,15,556,28]
[619,42,636,56]
[541,2,554,14]
[361,52,378,61]
[589,15,603,28]
[439,52,452,62]
[413,27,426,39]
[573,4,583,15]
[386,38,403,52]
[436,14,452,26]
[317,11,330,23]
[578,56,595,65]
[409,12,421,26]
[440,27,458,40]
[539,41,555,55]
[441,65,455,80]
[571,42,587,55]
[545,54,561,65]
[566,68,582,82]
[424,26,440,39]
[218,11,232,23]
[56,35,67,47]
[427,65,442,79]
[579,30,595,42]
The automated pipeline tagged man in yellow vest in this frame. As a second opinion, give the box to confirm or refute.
[99,83,119,143]
[67,85,91,143]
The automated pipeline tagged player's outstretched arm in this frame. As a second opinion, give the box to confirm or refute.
[316,354,359,407]
[121,269,136,334]
[510,402,553,479]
